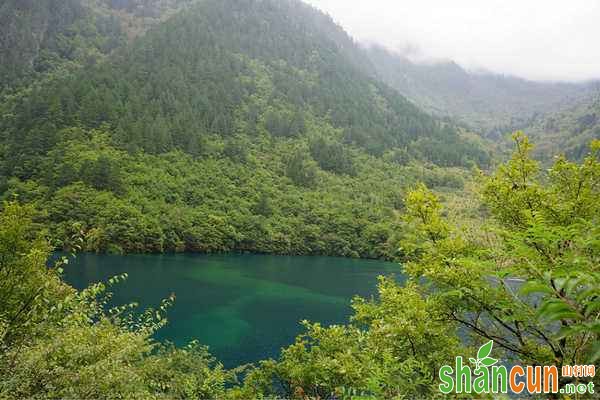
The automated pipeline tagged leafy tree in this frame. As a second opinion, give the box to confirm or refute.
[223,136,250,163]
[0,202,65,348]
[264,107,305,138]
[400,133,600,379]
[0,201,232,399]
[309,136,357,176]
[285,147,319,188]
[253,191,274,217]
[81,154,123,192]
[234,279,462,399]
[385,147,411,166]
[233,134,600,398]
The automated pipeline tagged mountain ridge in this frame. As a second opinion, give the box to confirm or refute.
[2,0,487,172]
[364,44,600,136]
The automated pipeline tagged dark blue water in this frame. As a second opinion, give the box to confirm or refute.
[62,253,402,368]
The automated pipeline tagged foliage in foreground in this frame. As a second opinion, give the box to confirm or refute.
[0,202,233,399]
[0,134,598,399]
[233,134,600,399]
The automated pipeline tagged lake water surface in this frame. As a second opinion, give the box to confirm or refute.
[63,253,401,368]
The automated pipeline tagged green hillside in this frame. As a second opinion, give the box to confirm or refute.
[0,0,119,91]
[526,94,600,161]
[0,0,197,93]
[0,0,486,256]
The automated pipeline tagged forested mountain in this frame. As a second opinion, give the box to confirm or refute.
[0,0,486,256]
[0,0,116,91]
[0,0,195,93]
[3,0,483,163]
[365,45,599,136]
[526,94,600,161]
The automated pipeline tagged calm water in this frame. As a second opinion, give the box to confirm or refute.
[62,253,402,368]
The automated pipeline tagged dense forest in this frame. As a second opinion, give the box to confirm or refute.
[0,0,598,398]
[0,0,487,257]
[1,136,598,398]
[526,94,600,161]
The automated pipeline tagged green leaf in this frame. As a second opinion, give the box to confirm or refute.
[477,340,493,360]
[480,357,498,367]
[553,277,567,292]
[519,281,553,296]
[556,325,583,340]
[538,300,581,321]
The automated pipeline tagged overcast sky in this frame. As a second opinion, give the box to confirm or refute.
[304,0,600,82]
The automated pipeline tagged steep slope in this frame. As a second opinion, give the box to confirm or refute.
[2,0,489,174]
[0,0,191,93]
[365,45,598,137]
[0,0,120,92]
[0,0,486,256]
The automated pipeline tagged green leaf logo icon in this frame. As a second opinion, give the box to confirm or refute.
[481,357,498,367]
[472,340,498,370]
[478,340,493,359]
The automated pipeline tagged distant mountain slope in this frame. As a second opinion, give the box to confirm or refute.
[365,45,598,136]
[525,94,600,161]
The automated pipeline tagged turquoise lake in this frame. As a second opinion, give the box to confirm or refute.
[63,253,402,368]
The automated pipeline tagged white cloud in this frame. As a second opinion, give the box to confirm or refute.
[304,0,600,82]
